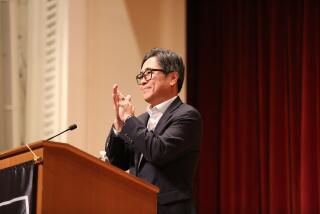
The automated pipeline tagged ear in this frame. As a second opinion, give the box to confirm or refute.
[169,71,179,87]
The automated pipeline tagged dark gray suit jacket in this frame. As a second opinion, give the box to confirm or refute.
[105,97,202,214]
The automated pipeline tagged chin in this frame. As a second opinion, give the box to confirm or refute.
[144,98,152,104]
[143,94,153,103]
[143,94,151,101]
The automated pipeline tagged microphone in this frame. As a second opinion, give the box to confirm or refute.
[45,124,78,141]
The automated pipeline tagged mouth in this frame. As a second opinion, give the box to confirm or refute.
[142,87,151,91]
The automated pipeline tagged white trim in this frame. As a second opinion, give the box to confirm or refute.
[25,0,69,142]
[2,0,22,148]
[57,0,69,142]
[0,195,30,214]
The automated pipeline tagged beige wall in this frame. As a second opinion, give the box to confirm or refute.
[0,3,4,150]
[67,0,186,156]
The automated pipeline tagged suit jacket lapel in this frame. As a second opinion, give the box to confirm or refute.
[136,112,149,173]
[154,96,183,134]
[137,97,183,172]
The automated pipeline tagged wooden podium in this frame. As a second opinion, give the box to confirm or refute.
[0,141,159,213]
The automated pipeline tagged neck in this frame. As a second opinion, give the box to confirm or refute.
[149,94,177,107]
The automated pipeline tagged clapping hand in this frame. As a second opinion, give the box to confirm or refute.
[112,84,135,132]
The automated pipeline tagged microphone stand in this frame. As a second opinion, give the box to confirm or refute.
[46,124,77,141]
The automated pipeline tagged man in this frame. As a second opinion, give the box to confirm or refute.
[105,48,202,214]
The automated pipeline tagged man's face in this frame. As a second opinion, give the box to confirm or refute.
[139,57,172,106]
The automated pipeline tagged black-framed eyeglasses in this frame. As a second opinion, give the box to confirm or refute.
[136,68,164,85]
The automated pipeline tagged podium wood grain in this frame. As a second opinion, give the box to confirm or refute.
[0,141,159,214]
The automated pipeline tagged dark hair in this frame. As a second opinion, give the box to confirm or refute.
[141,48,185,93]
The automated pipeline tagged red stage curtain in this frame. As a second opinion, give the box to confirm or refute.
[187,0,320,213]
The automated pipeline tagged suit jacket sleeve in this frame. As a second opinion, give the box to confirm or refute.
[118,106,202,167]
[105,127,135,171]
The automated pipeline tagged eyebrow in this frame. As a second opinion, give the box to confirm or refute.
[141,68,152,72]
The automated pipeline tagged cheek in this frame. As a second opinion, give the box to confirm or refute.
[151,82,158,92]
[148,80,156,88]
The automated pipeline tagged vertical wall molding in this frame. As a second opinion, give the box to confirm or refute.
[25,0,69,143]
[0,0,23,149]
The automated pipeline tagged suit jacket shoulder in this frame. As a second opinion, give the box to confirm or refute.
[119,96,202,166]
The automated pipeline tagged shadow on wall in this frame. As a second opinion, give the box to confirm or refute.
[124,0,162,57]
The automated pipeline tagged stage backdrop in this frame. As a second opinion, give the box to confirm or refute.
[0,161,37,214]
[187,0,320,213]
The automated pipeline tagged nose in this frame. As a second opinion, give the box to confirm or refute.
[140,77,147,85]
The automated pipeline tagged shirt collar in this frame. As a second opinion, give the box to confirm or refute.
[147,96,178,115]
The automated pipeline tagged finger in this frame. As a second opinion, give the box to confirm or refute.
[112,84,119,103]
[115,86,126,102]
[113,85,126,106]
[113,95,118,108]
[119,92,125,101]
[118,95,130,108]
[112,84,119,96]
[113,84,118,91]
[113,84,123,97]
[112,84,121,120]
[126,95,132,102]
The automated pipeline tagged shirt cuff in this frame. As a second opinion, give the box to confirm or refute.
[112,126,119,136]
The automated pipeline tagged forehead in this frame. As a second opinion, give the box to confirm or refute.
[142,57,161,70]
